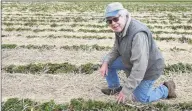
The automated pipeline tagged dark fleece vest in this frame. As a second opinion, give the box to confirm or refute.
[114,19,165,80]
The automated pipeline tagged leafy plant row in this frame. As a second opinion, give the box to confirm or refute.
[147,24,192,30]
[2,2,192,13]
[4,21,192,31]
[155,36,192,44]
[24,34,191,45]
[2,44,112,51]
[170,46,186,51]
[1,44,190,52]
[3,62,192,74]
[152,30,192,35]
[26,35,113,39]
[3,22,107,29]
[3,16,104,24]
[3,63,100,74]
[164,62,192,74]
[4,26,192,36]
[2,43,191,52]
[3,15,190,25]
[24,34,191,44]
[3,15,192,27]
[4,27,113,33]
[2,98,192,111]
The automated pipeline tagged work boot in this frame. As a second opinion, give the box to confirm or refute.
[163,80,177,99]
[101,86,122,95]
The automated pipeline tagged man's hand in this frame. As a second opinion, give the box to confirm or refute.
[117,91,126,104]
[99,62,108,77]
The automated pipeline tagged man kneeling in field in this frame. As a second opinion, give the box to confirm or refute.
[99,2,176,104]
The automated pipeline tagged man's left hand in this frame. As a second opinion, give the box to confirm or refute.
[117,91,126,104]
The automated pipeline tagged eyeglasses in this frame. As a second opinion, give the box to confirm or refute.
[106,16,120,25]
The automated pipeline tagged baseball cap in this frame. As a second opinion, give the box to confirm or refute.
[105,2,125,18]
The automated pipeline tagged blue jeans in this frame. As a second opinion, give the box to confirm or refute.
[105,57,168,103]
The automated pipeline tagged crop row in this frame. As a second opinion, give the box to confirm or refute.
[3,22,107,28]
[2,98,192,111]
[2,44,111,51]
[2,34,192,45]
[23,35,190,42]
[3,16,191,25]
[3,27,192,37]
[2,2,192,13]
[25,35,112,39]
[3,62,192,75]
[21,34,191,42]
[2,11,191,18]
[1,44,189,51]
[3,63,100,74]
[155,36,192,44]
[2,13,191,22]
[2,12,191,18]
[3,27,113,33]
[3,21,192,31]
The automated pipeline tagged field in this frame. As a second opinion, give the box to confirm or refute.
[1,1,192,110]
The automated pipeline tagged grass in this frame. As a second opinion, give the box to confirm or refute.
[3,62,192,74]
[2,44,56,50]
[2,2,192,13]
[2,98,192,111]
[170,46,186,51]
[60,44,111,51]
[2,44,17,49]
[179,36,192,44]
[20,44,56,50]
[3,63,100,74]
[26,34,113,39]
[154,36,192,44]
[2,44,112,51]
[164,62,192,74]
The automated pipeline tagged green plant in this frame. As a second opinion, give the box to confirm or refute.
[50,23,58,27]
[164,63,192,74]
[179,36,192,44]
[170,46,186,51]
[154,36,176,42]
[2,44,17,49]
[2,98,36,111]
[2,97,192,111]
[59,28,73,32]
[24,22,36,26]
[79,63,99,74]
[4,27,15,31]
[3,22,14,26]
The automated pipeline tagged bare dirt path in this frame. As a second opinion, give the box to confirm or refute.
[2,46,192,67]
[2,72,192,104]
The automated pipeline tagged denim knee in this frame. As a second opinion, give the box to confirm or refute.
[134,94,150,103]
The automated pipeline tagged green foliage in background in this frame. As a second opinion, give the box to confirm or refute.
[3,62,192,74]
[3,63,100,74]
[2,44,17,49]
[2,98,192,111]
[164,62,192,74]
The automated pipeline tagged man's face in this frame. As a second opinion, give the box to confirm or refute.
[106,15,126,32]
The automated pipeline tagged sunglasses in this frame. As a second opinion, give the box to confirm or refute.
[106,16,120,25]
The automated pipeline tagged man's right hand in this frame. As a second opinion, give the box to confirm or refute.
[99,62,108,77]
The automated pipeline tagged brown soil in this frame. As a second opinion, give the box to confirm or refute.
[2,72,192,104]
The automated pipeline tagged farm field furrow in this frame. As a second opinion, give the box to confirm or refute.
[2,48,192,67]
[2,26,192,36]
[2,37,192,47]
[2,2,192,109]
[2,72,192,104]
